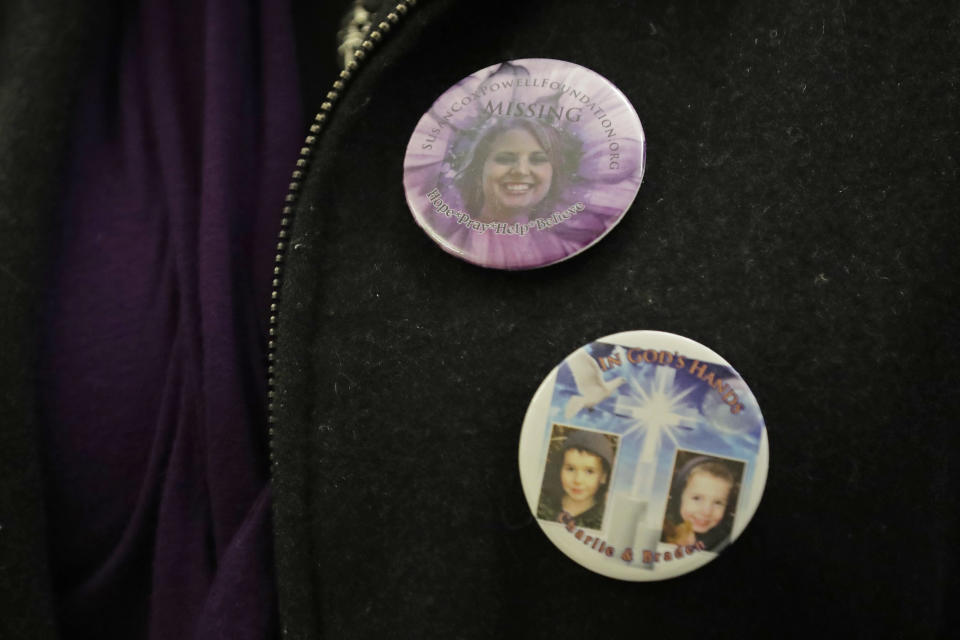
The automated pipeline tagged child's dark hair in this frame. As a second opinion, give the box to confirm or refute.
[688,460,735,487]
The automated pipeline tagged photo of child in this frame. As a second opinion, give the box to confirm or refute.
[660,451,745,552]
[536,425,619,530]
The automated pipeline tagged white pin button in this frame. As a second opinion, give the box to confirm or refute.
[518,331,769,580]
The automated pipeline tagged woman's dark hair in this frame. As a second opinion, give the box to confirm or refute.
[454,118,577,216]
[661,456,741,551]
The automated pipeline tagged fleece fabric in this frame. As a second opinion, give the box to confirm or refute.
[272,0,959,637]
[1,0,957,639]
[0,2,112,638]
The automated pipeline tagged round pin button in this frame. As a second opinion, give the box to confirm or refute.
[518,331,769,580]
[403,59,645,270]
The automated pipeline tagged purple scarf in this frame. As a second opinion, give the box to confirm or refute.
[39,1,302,637]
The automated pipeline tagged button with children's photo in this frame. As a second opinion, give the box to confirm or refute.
[518,331,769,580]
[403,58,645,270]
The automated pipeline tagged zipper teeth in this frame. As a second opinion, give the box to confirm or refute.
[266,0,420,467]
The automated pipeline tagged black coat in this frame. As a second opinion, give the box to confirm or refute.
[2,0,957,638]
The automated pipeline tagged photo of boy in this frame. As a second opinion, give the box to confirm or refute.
[536,425,618,530]
[660,452,744,552]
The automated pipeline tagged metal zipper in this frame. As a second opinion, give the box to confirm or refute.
[266,0,421,468]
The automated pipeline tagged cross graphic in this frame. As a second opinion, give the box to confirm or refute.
[613,365,699,496]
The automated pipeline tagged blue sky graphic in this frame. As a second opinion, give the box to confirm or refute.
[543,342,764,522]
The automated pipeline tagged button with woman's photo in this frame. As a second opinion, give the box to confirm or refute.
[403,59,645,269]
[518,331,769,580]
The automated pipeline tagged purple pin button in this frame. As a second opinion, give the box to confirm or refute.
[403,59,646,270]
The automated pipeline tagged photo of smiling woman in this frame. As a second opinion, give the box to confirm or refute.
[660,451,745,552]
[536,425,619,531]
[454,118,579,223]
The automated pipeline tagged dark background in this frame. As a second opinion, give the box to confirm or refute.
[275,0,958,637]
[1,0,957,638]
